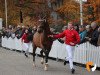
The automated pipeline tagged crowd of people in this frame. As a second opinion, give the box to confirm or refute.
[51,21,100,46]
[0,25,36,39]
[0,25,37,46]
[74,22,100,46]
[0,21,100,47]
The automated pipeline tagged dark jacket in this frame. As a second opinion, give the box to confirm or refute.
[15,28,22,39]
[90,27,99,46]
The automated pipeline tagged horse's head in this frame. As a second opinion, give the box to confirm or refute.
[37,19,47,33]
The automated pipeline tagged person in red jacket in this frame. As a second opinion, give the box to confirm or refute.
[49,22,80,74]
[21,29,31,57]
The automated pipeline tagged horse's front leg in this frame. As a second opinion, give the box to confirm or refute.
[40,50,44,64]
[44,50,50,71]
[33,45,37,68]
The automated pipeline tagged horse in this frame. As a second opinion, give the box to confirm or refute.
[32,19,53,71]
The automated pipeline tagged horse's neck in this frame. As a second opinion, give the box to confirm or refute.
[43,21,51,35]
[42,28,50,38]
[45,27,51,35]
[45,25,51,34]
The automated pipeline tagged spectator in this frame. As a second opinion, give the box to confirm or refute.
[74,24,79,33]
[15,25,22,39]
[5,29,12,38]
[85,25,93,42]
[11,28,16,39]
[27,27,34,42]
[1,27,6,37]
[20,26,26,38]
[79,25,87,44]
[62,26,67,31]
[8,25,12,30]
[90,22,99,46]
[32,26,37,35]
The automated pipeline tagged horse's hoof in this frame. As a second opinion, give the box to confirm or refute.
[44,66,48,71]
[33,63,36,67]
[44,63,48,71]
[41,58,44,64]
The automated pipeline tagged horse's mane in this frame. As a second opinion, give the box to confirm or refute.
[43,20,51,34]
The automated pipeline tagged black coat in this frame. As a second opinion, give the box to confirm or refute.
[90,27,99,46]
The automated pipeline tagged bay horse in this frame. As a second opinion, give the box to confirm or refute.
[32,19,53,71]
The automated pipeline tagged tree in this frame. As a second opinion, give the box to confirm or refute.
[56,0,80,23]
[0,0,51,26]
[83,0,100,24]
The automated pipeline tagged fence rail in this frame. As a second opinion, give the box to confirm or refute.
[1,37,100,67]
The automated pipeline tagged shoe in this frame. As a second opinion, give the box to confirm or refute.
[71,68,75,74]
[64,61,67,65]
[24,53,28,58]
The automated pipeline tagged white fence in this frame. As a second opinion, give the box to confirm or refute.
[1,37,100,67]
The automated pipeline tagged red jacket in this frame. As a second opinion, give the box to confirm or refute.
[54,29,80,46]
[21,33,30,43]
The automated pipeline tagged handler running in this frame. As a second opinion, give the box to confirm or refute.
[49,22,80,74]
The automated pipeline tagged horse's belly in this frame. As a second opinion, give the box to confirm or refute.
[33,32,52,49]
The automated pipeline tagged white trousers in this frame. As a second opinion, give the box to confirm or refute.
[22,42,30,54]
[66,45,75,69]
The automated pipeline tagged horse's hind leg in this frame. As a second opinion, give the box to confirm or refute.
[33,45,37,67]
[40,50,44,64]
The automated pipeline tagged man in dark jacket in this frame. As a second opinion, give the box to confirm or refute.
[15,26,22,39]
[89,22,99,46]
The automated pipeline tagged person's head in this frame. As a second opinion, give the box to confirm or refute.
[79,25,86,32]
[9,25,12,29]
[86,25,91,32]
[74,25,78,30]
[91,22,97,30]
[74,24,79,32]
[67,22,74,30]
[25,29,28,33]
[2,27,5,30]
[98,27,100,32]
[62,26,67,30]
[17,25,21,29]
[33,26,37,31]
[22,26,25,29]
